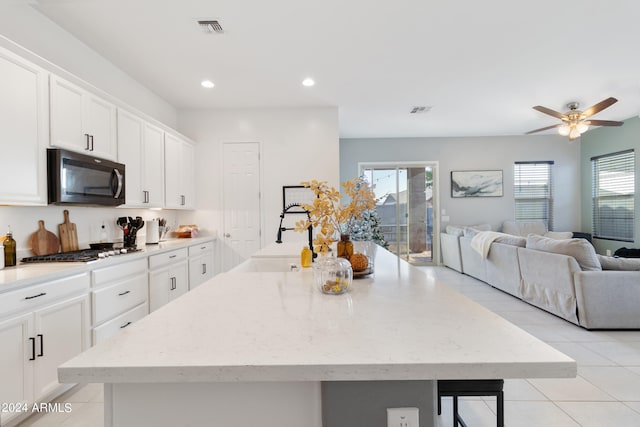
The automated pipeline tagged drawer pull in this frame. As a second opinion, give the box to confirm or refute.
[37,334,44,357]
[118,290,131,296]
[169,254,177,259]
[202,264,207,275]
[201,246,206,250]
[120,321,132,329]
[25,292,47,300]
[170,277,177,290]
[29,337,36,361]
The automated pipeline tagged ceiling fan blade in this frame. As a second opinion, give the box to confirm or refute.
[525,124,561,134]
[585,119,624,127]
[582,97,618,118]
[533,105,567,120]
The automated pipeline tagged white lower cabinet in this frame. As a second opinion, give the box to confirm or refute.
[188,241,215,289]
[91,259,148,345]
[149,248,189,312]
[0,239,217,425]
[0,312,33,426]
[33,295,90,400]
[0,274,90,426]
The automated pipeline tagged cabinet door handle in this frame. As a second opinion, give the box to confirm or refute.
[85,133,90,150]
[29,337,36,361]
[120,321,132,329]
[90,135,94,151]
[202,264,207,275]
[170,277,176,290]
[25,292,46,300]
[37,334,44,357]
[181,195,185,206]
[118,290,131,296]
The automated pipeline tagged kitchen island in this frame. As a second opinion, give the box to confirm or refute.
[59,244,575,426]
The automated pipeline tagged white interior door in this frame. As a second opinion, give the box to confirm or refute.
[222,142,261,270]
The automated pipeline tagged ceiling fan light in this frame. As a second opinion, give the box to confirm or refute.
[558,124,570,136]
[569,126,581,139]
[578,122,589,134]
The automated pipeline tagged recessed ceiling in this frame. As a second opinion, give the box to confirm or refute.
[30,0,640,138]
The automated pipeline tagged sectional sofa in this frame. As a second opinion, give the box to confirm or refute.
[440,221,640,330]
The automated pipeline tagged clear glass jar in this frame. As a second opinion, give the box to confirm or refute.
[313,256,353,294]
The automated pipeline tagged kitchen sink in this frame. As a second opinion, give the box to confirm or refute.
[228,257,303,273]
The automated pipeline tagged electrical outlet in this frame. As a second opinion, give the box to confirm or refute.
[387,407,419,427]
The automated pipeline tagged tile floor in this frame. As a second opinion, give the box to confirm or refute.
[16,266,640,426]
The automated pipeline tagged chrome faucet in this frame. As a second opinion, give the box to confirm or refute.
[275,203,316,258]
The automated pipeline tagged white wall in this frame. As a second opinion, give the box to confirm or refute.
[0,3,177,127]
[340,135,582,232]
[177,107,340,250]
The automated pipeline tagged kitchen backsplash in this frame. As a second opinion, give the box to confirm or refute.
[0,205,180,259]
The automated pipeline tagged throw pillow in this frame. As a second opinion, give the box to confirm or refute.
[597,255,640,271]
[544,231,574,240]
[526,234,602,271]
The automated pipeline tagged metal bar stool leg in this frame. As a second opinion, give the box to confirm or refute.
[497,390,504,427]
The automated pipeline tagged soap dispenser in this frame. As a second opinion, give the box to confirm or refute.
[301,246,313,268]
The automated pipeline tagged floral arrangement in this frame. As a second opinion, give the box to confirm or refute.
[295,177,377,254]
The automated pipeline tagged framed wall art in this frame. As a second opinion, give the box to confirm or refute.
[451,170,503,198]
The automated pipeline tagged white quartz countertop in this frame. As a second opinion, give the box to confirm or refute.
[59,244,576,384]
[0,236,215,293]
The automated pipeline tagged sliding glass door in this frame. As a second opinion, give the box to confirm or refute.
[360,163,438,266]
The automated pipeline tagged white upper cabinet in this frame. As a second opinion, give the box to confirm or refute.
[117,109,144,206]
[0,47,48,205]
[50,75,117,161]
[117,110,165,208]
[164,133,195,209]
[143,122,165,207]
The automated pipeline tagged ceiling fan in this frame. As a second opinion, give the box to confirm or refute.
[526,97,623,140]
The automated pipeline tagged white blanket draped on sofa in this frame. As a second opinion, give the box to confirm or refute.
[470,231,506,258]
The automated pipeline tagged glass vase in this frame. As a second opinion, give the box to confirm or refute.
[336,234,354,259]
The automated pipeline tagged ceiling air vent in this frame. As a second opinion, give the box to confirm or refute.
[198,20,224,34]
[410,106,432,114]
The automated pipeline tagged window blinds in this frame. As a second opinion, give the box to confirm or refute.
[592,150,635,242]
[514,161,554,229]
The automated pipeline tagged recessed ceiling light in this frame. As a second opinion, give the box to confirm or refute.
[302,78,315,87]
[201,80,215,89]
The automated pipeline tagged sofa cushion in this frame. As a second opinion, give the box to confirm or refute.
[462,223,492,237]
[597,255,640,271]
[445,225,465,236]
[502,220,547,237]
[544,231,574,240]
[526,234,602,271]
[495,234,527,247]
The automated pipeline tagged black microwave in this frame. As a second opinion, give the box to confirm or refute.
[48,148,126,206]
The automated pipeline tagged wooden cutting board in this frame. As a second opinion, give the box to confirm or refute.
[58,209,79,252]
[30,220,60,256]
